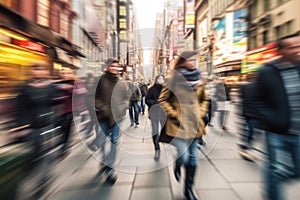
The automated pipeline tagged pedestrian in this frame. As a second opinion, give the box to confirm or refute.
[256,33,300,200]
[238,72,261,161]
[128,80,141,127]
[95,58,129,185]
[158,51,209,200]
[55,68,75,157]
[214,77,228,131]
[15,61,64,198]
[145,74,166,161]
[139,79,148,115]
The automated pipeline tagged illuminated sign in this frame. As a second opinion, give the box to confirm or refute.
[241,43,279,73]
[12,39,45,53]
[184,0,195,30]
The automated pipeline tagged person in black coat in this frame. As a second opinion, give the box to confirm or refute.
[238,72,262,161]
[145,74,166,160]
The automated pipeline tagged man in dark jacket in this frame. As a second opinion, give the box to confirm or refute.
[94,58,128,185]
[128,81,141,127]
[257,33,300,200]
[238,72,261,161]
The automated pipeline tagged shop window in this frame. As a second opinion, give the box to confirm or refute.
[37,0,50,26]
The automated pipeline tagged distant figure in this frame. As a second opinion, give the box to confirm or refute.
[139,79,148,115]
[159,51,209,200]
[214,77,228,131]
[128,81,141,127]
[257,33,300,200]
[94,58,128,185]
[145,74,165,160]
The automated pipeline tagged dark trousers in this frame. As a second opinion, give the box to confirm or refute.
[240,117,259,149]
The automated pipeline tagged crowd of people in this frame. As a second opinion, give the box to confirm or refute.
[5,33,300,200]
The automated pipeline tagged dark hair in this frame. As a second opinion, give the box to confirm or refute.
[277,33,300,50]
[154,74,164,83]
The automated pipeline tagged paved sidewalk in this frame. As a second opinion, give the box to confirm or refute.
[41,110,300,200]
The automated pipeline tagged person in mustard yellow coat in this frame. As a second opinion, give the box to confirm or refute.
[158,51,209,200]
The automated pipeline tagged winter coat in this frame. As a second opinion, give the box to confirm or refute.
[129,83,141,102]
[158,77,209,139]
[256,60,300,134]
[95,72,129,127]
[146,83,166,121]
[240,82,263,119]
[16,81,63,128]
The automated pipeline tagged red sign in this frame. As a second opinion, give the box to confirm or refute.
[241,42,279,73]
[12,39,45,53]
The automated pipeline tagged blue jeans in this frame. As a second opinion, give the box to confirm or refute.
[171,138,200,167]
[129,101,140,124]
[140,96,146,113]
[264,132,300,200]
[151,119,164,150]
[240,117,260,149]
[95,123,120,168]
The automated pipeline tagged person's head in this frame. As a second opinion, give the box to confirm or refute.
[277,33,300,63]
[60,68,75,80]
[154,74,165,85]
[106,58,120,74]
[31,61,51,79]
[174,50,198,70]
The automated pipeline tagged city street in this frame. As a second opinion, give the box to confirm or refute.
[38,107,300,200]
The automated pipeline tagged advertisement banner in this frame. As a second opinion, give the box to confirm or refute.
[233,8,247,49]
[184,0,195,30]
[213,17,226,65]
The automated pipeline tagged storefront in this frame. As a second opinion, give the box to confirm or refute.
[213,59,242,87]
[0,27,49,100]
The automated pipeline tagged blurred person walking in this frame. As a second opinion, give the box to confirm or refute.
[214,77,229,131]
[238,72,261,161]
[128,80,141,127]
[145,74,165,161]
[94,58,128,185]
[55,68,75,157]
[159,51,209,200]
[139,79,148,115]
[257,33,300,200]
[15,61,65,198]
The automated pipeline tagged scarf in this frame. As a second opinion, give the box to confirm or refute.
[174,67,202,90]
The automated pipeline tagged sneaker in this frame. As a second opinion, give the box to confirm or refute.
[239,149,254,162]
[134,124,139,128]
[154,151,160,161]
[130,122,134,126]
[105,169,117,185]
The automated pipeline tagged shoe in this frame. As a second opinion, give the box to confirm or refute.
[142,112,145,115]
[239,149,254,162]
[198,137,206,146]
[154,151,160,161]
[208,123,213,127]
[87,143,98,151]
[174,160,181,182]
[130,122,134,126]
[135,122,139,125]
[105,169,117,185]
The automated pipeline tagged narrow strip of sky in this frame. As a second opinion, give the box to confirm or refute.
[133,0,164,65]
